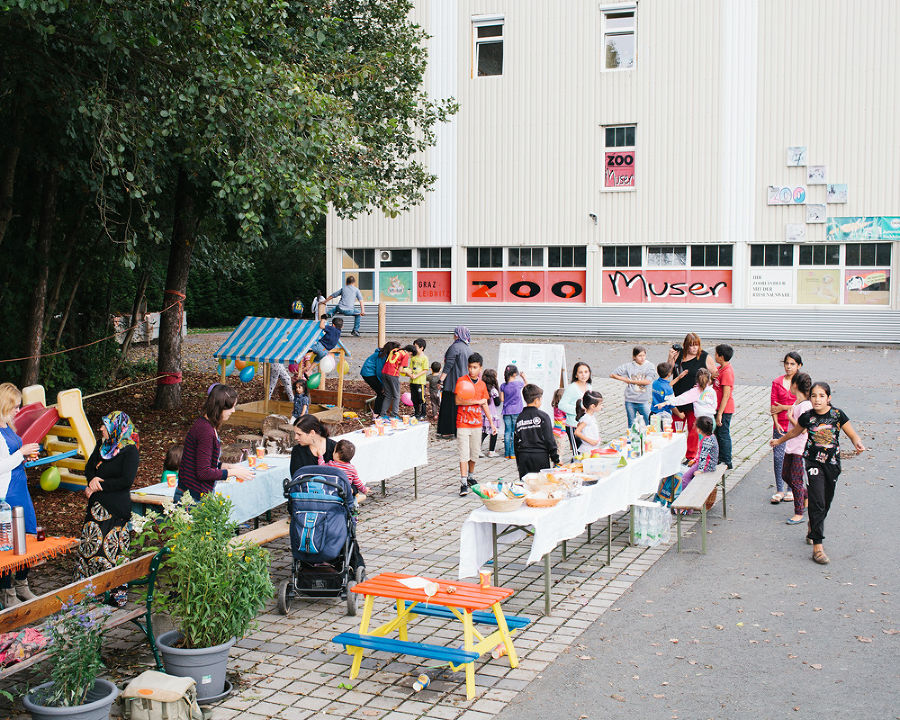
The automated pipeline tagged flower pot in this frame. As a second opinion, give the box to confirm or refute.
[156,630,236,702]
[23,678,119,720]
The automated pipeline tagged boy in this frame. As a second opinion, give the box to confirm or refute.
[651,362,683,426]
[406,338,429,420]
[326,439,370,503]
[310,316,343,360]
[455,353,495,496]
[326,275,366,336]
[513,384,559,479]
[713,344,735,469]
[427,361,442,419]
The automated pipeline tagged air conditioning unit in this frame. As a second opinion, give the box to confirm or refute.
[379,250,392,263]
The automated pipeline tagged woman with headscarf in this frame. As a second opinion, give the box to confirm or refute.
[75,412,140,604]
[437,326,472,438]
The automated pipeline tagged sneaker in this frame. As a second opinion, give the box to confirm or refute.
[487,451,499,458]
[459,483,468,496]
[351,330,360,337]
[467,474,477,487]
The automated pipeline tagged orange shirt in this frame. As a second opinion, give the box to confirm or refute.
[455,375,488,428]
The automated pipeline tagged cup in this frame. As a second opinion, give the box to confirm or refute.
[35,526,45,541]
[256,446,265,459]
[674,421,685,432]
[402,415,410,425]
[166,474,177,488]
[247,454,257,468]
[377,425,385,436]
[479,569,491,588]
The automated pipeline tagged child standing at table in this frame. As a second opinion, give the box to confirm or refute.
[382,344,412,418]
[161,444,183,488]
[455,353,495,496]
[651,362,682,427]
[427,361,442,420]
[574,391,604,455]
[514,384,559,479]
[327,439,370,503]
[499,365,525,459]
[550,388,566,437]
[480,368,502,458]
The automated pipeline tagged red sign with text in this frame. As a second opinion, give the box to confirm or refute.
[602,269,732,303]
[467,271,587,303]
[605,151,635,188]
[416,271,451,302]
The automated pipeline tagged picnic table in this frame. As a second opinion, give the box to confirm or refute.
[333,572,529,699]
[459,432,687,614]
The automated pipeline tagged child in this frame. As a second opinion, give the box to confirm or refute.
[610,346,658,427]
[361,343,395,416]
[781,373,812,525]
[499,365,526,459]
[327,439,370,503]
[658,368,717,424]
[455,353,495,496]
[771,382,865,565]
[291,377,310,422]
[679,416,719,492]
[268,362,295,402]
[161,445,183,487]
[551,388,566,437]
[574,391,604,455]
[381,343,412,417]
[480,368,501,458]
[310,316,343,360]
[651,362,683,427]
[406,338,429,420]
[427,361,442,419]
[713,344,735,469]
[514,384,560,479]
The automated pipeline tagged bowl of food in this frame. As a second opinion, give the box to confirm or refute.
[480,495,525,512]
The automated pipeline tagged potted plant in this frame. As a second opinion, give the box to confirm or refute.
[22,585,119,720]
[132,493,273,702]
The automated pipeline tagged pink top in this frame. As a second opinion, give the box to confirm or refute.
[784,400,813,455]
[770,375,796,432]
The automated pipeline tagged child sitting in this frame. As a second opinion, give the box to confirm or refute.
[161,445,183,488]
[550,388,566,437]
[514,384,560,479]
[679,416,719,491]
[291,377,310,422]
[326,439,370,503]
[427,361,442,419]
[310,317,343,360]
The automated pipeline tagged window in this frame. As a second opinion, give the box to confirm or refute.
[342,249,375,269]
[750,244,794,266]
[601,6,635,70]
[798,245,840,266]
[845,243,891,266]
[605,126,635,148]
[602,245,642,267]
[604,124,636,189]
[379,249,412,268]
[473,18,503,77]
[418,248,451,268]
[467,247,503,268]
[647,246,687,267]
[691,245,733,267]
[549,246,587,268]
[508,248,544,267]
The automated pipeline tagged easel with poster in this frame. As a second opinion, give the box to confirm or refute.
[496,344,568,398]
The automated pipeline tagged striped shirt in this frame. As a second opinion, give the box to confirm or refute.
[326,459,368,495]
[178,417,227,496]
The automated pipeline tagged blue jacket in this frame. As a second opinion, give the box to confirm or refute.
[361,348,384,381]
[652,378,675,415]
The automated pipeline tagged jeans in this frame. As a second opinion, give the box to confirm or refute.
[714,412,733,467]
[772,426,786,493]
[503,414,519,457]
[310,341,328,361]
[332,306,361,333]
[625,401,651,427]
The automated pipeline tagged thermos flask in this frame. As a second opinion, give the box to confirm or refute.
[12,506,27,555]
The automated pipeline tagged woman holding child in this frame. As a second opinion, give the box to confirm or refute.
[290,415,336,474]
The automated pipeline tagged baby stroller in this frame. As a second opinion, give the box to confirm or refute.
[277,465,366,616]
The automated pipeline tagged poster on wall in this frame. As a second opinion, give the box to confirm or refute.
[807,166,826,184]
[416,271,451,302]
[466,271,587,303]
[602,269,732,304]
[785,223,806,243]
[826,183,848,203]
[604,151,635,188]
[806,204,826,223]
[844,269,890,305]
[497,343,567,397]
[826,216,900,242]
[767,186,807,205]
[378,271,413,302]
[786,146,808,166]
[749,268,794,305]
[797,269,840,304]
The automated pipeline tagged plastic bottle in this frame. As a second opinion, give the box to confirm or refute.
[412,673,431,692]
[491,644,508,659]
[0,499,12,552]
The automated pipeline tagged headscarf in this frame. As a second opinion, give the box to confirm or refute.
[453,326,471,344]
[99,411,137,460]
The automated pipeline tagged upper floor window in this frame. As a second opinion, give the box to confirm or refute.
[750,244,793,267]
[845,242,891,267]
[647,246,687,267]
[602,245,642,267]
[342,249,375,269]
[601,5,635,70]
[419,248,451,268]
[691,244,733,267]
[604,124,636,189]
[473,17,504,77]
[549,246,587,268]
[508,248,544,267]
[378,249,412,268]
[467,247,503,268]
[798,244,840,266]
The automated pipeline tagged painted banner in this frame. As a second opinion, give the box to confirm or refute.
[416,271,451,302]
[466,271,587,303]
[605,151,635,188]
[749,268,794,305]
[602,269,732,304]
[825,216,900,242]
[844,269,890,305]
[797,269,840,305]
[378,270,413,303]
[767,185,807,204]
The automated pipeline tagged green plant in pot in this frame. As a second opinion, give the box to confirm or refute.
[132,493,273,701]
[23,585,119,720]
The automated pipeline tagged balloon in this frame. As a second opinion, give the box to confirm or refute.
[224,361,235,377]
[288,363,299,375]
[337,360,351,376]
[400,392,413,407]
[319,353,336,374]
[235,359,247,370]
[40,466,61,492]
[239,365,256,383]
[307,372,321,390]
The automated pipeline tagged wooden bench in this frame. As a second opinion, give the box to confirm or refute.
[332,632,479,665]
[400,602,531,630]
[671,464,729,554]
[229,519,289,547]
[0,550,167,680]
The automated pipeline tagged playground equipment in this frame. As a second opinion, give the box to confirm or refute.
[17,385,96,491]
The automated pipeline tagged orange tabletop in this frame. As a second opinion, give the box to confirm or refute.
[0,535,80,575]
[352,571,513,611]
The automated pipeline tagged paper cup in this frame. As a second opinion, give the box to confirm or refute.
[674,421,685,432]
[256,446,265,459]
[479,569,491,588]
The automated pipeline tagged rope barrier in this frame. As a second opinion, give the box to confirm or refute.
[81,374,175,400]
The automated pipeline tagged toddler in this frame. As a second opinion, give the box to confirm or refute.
[327,439,370,503]
[651,362,682,426]
[161,444,183,487]
[427,361,442,418]
[499,365,526,459]
[291,377,310,422]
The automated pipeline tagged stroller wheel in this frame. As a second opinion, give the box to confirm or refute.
[346,566,366,617]
[277,579,293,615]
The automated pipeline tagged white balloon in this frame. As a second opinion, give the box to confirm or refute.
[319,353,336,374]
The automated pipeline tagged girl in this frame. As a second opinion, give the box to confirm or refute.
[574,391,604,455]
[499,365,526,459]
[657,368,717,426]
[559,362,593,459]
[551,388,567,437]
[782,373,812,525]
[480,368,501,457]
[679,416,719,492]
[610,346,657,428]
[381,343,412,418]
[770,351,803,504]
[406,338,429,420]
[671,333,718,461]
[161,444,183,486]
[291,377,310,422]
[771,382,865,565]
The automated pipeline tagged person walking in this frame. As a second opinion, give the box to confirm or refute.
[437,326,472,438]
[326,275,366,336]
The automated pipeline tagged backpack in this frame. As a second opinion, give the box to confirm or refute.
[122,671,203,720]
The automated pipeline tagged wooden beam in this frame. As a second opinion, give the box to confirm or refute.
[220,358,226,384]
[336,349,345,410]
[263,363,270,414]
[377,302,386,348]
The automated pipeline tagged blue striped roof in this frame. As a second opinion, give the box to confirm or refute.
[214,317,349,364]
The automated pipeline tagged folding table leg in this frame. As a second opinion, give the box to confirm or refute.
[414,467,418,500]
[676,514,682,553]
[607,515,612,565]
[587,523,592,541]
[561,540,567,560]
[461,610,476,699]
[381,479,386,496]
[491,524,499,586]
[543,554,552,616]
[629,505,635,545]
[721,476,727,518]
[701,507,707,554]
[350,594,374,678]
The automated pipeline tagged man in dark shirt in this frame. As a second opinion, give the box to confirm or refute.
[514,384,560,479]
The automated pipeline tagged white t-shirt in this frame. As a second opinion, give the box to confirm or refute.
[577,414,601,452]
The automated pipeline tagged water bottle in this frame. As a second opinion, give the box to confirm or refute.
[0,499,12,552]
[648,506,660,546]
[635,505,646,545]
[412,673,431,691]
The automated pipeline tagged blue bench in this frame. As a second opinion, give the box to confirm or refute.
[401,602,531,630]
[332,632,479,665]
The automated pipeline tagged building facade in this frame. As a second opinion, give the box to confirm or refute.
[326,0,900,335]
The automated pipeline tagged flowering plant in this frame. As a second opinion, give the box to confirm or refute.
[132,493,273,648]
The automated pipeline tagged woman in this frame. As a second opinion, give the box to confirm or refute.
[176,384,253,503]
[0,383,41,607]
[770,351,803,504]
[75,412,139,604]
[559,362,593,458]
[671,333,717,461]
[437,326,472,438]
[360,343,396,416]
[290,415,336,475]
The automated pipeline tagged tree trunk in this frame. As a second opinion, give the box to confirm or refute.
[113,267,151,380]
[43,202,86,335]
[0,95,24,248]
[22,169,59,387]
[154,169,199,410]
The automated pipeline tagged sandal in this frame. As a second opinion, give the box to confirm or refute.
[812,549,830,564]
[782,493,794,503]
[770,492,785,504]
[786,517,805,525]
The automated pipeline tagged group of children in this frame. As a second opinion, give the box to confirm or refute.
[360,338,443,421]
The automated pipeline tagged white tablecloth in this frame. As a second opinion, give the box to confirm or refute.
[334,422,429,487]
[458,433,686,578]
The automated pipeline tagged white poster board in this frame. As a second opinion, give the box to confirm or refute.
[749,268,794,305]
[497,343,568,397]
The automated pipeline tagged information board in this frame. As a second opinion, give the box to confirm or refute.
[497,343,568,398]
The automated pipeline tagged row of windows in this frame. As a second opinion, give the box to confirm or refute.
[750,243,891,267]
[343,248,452,270]
[467,246,588,268]
[603,245,733,268]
